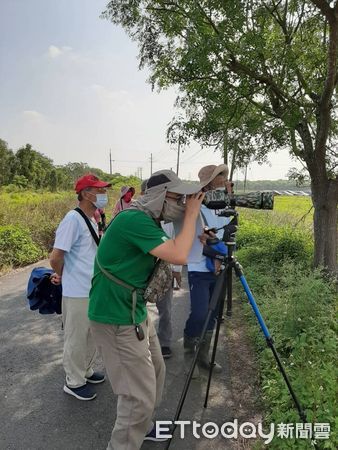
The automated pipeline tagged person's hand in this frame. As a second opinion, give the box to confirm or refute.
[184,191,205,221]
[198,229,216,245]
[225,180,234,194]
[50,273,62,285]
[172,271,182,288]
[214,259,222,274]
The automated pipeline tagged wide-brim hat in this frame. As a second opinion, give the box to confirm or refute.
[119,185,135,199]
[147,169,201,195]
[198,164,229,187]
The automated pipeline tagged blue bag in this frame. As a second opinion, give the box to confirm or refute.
[206,241,228,272]
[27,267,62,314]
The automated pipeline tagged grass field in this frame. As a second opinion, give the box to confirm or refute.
[238,195,314,232]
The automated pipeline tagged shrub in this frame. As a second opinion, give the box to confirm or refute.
[237,220,313,266]
[235,249,337,449]
[0,225,45,269]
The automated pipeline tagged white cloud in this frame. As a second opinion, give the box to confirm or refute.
[23,110,45,120]
[47,45,72,59]
[91,84,135,110]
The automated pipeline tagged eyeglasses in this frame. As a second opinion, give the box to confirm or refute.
[166,194,186,206]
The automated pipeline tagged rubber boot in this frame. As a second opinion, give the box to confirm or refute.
[183,334,199,379]
[197,331,222,373]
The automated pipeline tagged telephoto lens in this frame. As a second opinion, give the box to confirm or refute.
[203,190,274,210]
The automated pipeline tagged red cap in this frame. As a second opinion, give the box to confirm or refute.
[75,174,111,194]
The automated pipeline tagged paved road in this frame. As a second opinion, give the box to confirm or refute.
[0,261,261,450]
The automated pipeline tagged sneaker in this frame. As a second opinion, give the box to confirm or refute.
[63,384,96,401]
[161,346,172,359]
[86,372,106,384]
[144,426,169,442]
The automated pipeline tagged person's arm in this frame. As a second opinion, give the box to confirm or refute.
[149,192,205,265]
[49,248,65,284]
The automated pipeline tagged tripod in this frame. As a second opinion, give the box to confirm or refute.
[166,215,318,450]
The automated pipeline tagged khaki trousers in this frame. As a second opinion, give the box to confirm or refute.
[62,297,97,388]
[90,316,166,450]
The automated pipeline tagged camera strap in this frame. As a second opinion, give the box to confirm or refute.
[200,210,209,228]
[74,207,100,246]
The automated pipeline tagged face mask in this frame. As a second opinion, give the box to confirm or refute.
[123,191,133,203]
[90,193,108,209]
[162,199,186,223]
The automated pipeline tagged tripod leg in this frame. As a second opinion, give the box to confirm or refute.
[204,273,227,408]
[226,263,232,316]
[165,268,227,450]
[183,334,199,379]
[198,330,222,373]
[225,243,235,316]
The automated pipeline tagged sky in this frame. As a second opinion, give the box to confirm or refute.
[0,0,303,181]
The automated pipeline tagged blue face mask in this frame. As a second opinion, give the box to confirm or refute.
[92,193,108,209]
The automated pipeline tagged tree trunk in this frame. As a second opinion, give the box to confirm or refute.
[311,178,338,275]
[223,131,228,165]
[229,142,238,181]
[296,119,337,277]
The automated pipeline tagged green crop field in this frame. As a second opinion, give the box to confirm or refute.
[238,195,313,232]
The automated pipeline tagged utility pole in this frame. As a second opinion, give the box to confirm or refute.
[150,153,153,175]
[136,167,143,179]
[176,138,181,176]
[109,149,112,175]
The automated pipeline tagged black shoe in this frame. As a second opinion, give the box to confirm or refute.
[86,372,105,384]
[63,384,96,401]
[144,425,169,442]
[161,346,172,359]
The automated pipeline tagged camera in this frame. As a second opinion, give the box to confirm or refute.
[203,189,274,210]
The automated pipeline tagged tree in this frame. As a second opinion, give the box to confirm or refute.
[60,162,93,183]
[12,175,29,189]
[49,169,58,192]
[15,144,55,189]
[167,93,273,179]
[0,139,15,186]
[103,0,338,274]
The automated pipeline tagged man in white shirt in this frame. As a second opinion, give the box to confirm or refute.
[50,174,111,401]
[184,164,229,377]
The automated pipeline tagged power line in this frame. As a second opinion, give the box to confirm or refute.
[180,148,204,164]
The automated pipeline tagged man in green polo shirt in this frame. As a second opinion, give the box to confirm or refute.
[89,169,203,450]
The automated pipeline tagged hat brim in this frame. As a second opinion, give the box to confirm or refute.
[76,181,111,193]
[168,182,202,195]
[200,164,228,187]
[91,181,111,189]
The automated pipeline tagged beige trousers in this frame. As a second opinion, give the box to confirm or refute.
[62,296,97,388]
[90,316,166,450]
